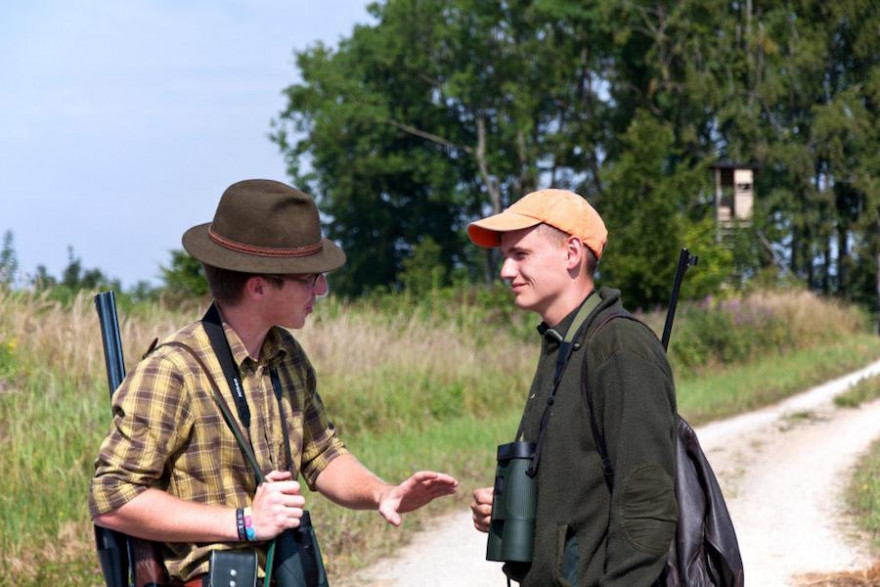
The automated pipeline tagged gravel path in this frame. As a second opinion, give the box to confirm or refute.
[343,359,880,586]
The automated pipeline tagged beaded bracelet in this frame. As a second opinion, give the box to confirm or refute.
[243,506,256,542]
[235,508,247,542]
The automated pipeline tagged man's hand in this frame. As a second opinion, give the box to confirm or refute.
[471,486,494,533]
[377,471,459,527]
[251,470,305,540]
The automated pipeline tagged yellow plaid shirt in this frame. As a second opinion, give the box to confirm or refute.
[89,318,348,581]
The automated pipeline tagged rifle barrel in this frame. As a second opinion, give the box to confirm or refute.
[661,249,698,351]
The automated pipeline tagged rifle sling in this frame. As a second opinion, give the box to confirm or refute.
[523,291,601,477]
[160,308,295,587]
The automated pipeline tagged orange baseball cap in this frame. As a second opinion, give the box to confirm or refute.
[467,188,608,259]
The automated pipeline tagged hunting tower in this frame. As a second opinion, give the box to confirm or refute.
[711,161,757,229]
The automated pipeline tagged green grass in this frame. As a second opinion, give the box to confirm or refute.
[676,334,880,424]
[835,373,880,408]
[3,285,880,585]
[847,438,880,551]
[305,410,522,575]
[841,374,880,553]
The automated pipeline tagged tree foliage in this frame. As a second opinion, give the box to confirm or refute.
[160,250,209,301]
[267,0,878,313]
[0,230,17,288]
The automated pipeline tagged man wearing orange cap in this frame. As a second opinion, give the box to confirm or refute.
[89,179,458,586]
[468,189,677,586]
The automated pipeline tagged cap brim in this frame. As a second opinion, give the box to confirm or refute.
[182,223,346,274]
[467,212,542,248]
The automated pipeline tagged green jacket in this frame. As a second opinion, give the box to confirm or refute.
[517,287,677,587]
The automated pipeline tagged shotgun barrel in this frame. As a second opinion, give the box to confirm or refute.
[95,291,126,394]
[94,291,132,587]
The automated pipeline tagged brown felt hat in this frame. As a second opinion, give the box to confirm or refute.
[182,179,346,274]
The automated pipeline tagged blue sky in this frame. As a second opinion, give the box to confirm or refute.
[0,1,372,288]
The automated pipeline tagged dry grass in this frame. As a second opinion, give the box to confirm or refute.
[300,305,530,380]
[0,288,534,583]
[1,285,878,584]
[0,289,184,388]
[796,564,880,586]
[744,288,869,345]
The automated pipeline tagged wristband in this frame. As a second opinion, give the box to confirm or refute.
[244,506,256,542]
[235,508,247,542]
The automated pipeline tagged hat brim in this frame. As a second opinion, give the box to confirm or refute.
[182,223,346,274]
[467,212,542,248]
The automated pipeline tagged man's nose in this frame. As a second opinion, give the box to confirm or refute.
[500,258,517,280]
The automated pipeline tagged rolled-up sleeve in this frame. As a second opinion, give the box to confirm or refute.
[89,354,192,517]
[297,361,348,489]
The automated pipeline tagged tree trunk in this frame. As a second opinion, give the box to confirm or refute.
[837,225,849,298]
[476,115,503,215]
[822,238,831,295]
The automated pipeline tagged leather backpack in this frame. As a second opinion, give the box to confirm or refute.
[583,309,745,587]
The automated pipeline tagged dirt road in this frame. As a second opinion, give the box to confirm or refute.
[343,359,880,586]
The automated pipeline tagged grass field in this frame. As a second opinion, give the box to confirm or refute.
[1,285,878,585]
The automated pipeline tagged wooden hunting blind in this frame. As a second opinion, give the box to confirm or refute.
[711,162,758,227]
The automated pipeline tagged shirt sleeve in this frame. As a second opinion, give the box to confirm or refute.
[592,322,678,586]
[297,360,348,490]
[89,352,193,517]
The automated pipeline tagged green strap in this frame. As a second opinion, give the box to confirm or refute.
[565,291,602,345]
[157,341,277,586]
[526,291,602,477]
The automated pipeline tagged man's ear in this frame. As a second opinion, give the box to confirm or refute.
[244,275,266,299]
[565,236,585,271]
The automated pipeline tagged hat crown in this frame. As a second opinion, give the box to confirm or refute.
[182,179,346,274]
[211,180,322,251]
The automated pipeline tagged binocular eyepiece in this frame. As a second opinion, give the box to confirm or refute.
[486,441,537,564]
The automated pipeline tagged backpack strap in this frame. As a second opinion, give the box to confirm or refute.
[581,308,654,491]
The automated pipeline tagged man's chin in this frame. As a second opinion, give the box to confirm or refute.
[512,296,535,312]
[280,317,306,330]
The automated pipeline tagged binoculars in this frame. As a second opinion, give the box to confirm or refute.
[486,441,537,564]
[274,511,329,587]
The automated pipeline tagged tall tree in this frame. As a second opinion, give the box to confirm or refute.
[271,0,880,314]
[273,0,612,294]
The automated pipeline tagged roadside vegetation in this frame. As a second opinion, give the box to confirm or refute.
[1,283,879,585]
[838,374,880,555]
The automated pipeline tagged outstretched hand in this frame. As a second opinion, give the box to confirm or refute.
[378,471,459,526]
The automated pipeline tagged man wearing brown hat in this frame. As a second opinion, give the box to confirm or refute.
[89,179,458,585]
[468,189,677,586]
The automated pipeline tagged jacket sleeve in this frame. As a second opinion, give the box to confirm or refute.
[591,321,678,586]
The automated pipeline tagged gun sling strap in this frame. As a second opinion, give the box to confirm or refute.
[158,302,299,587]
[202,303,297,477]
[517,291,602,477]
